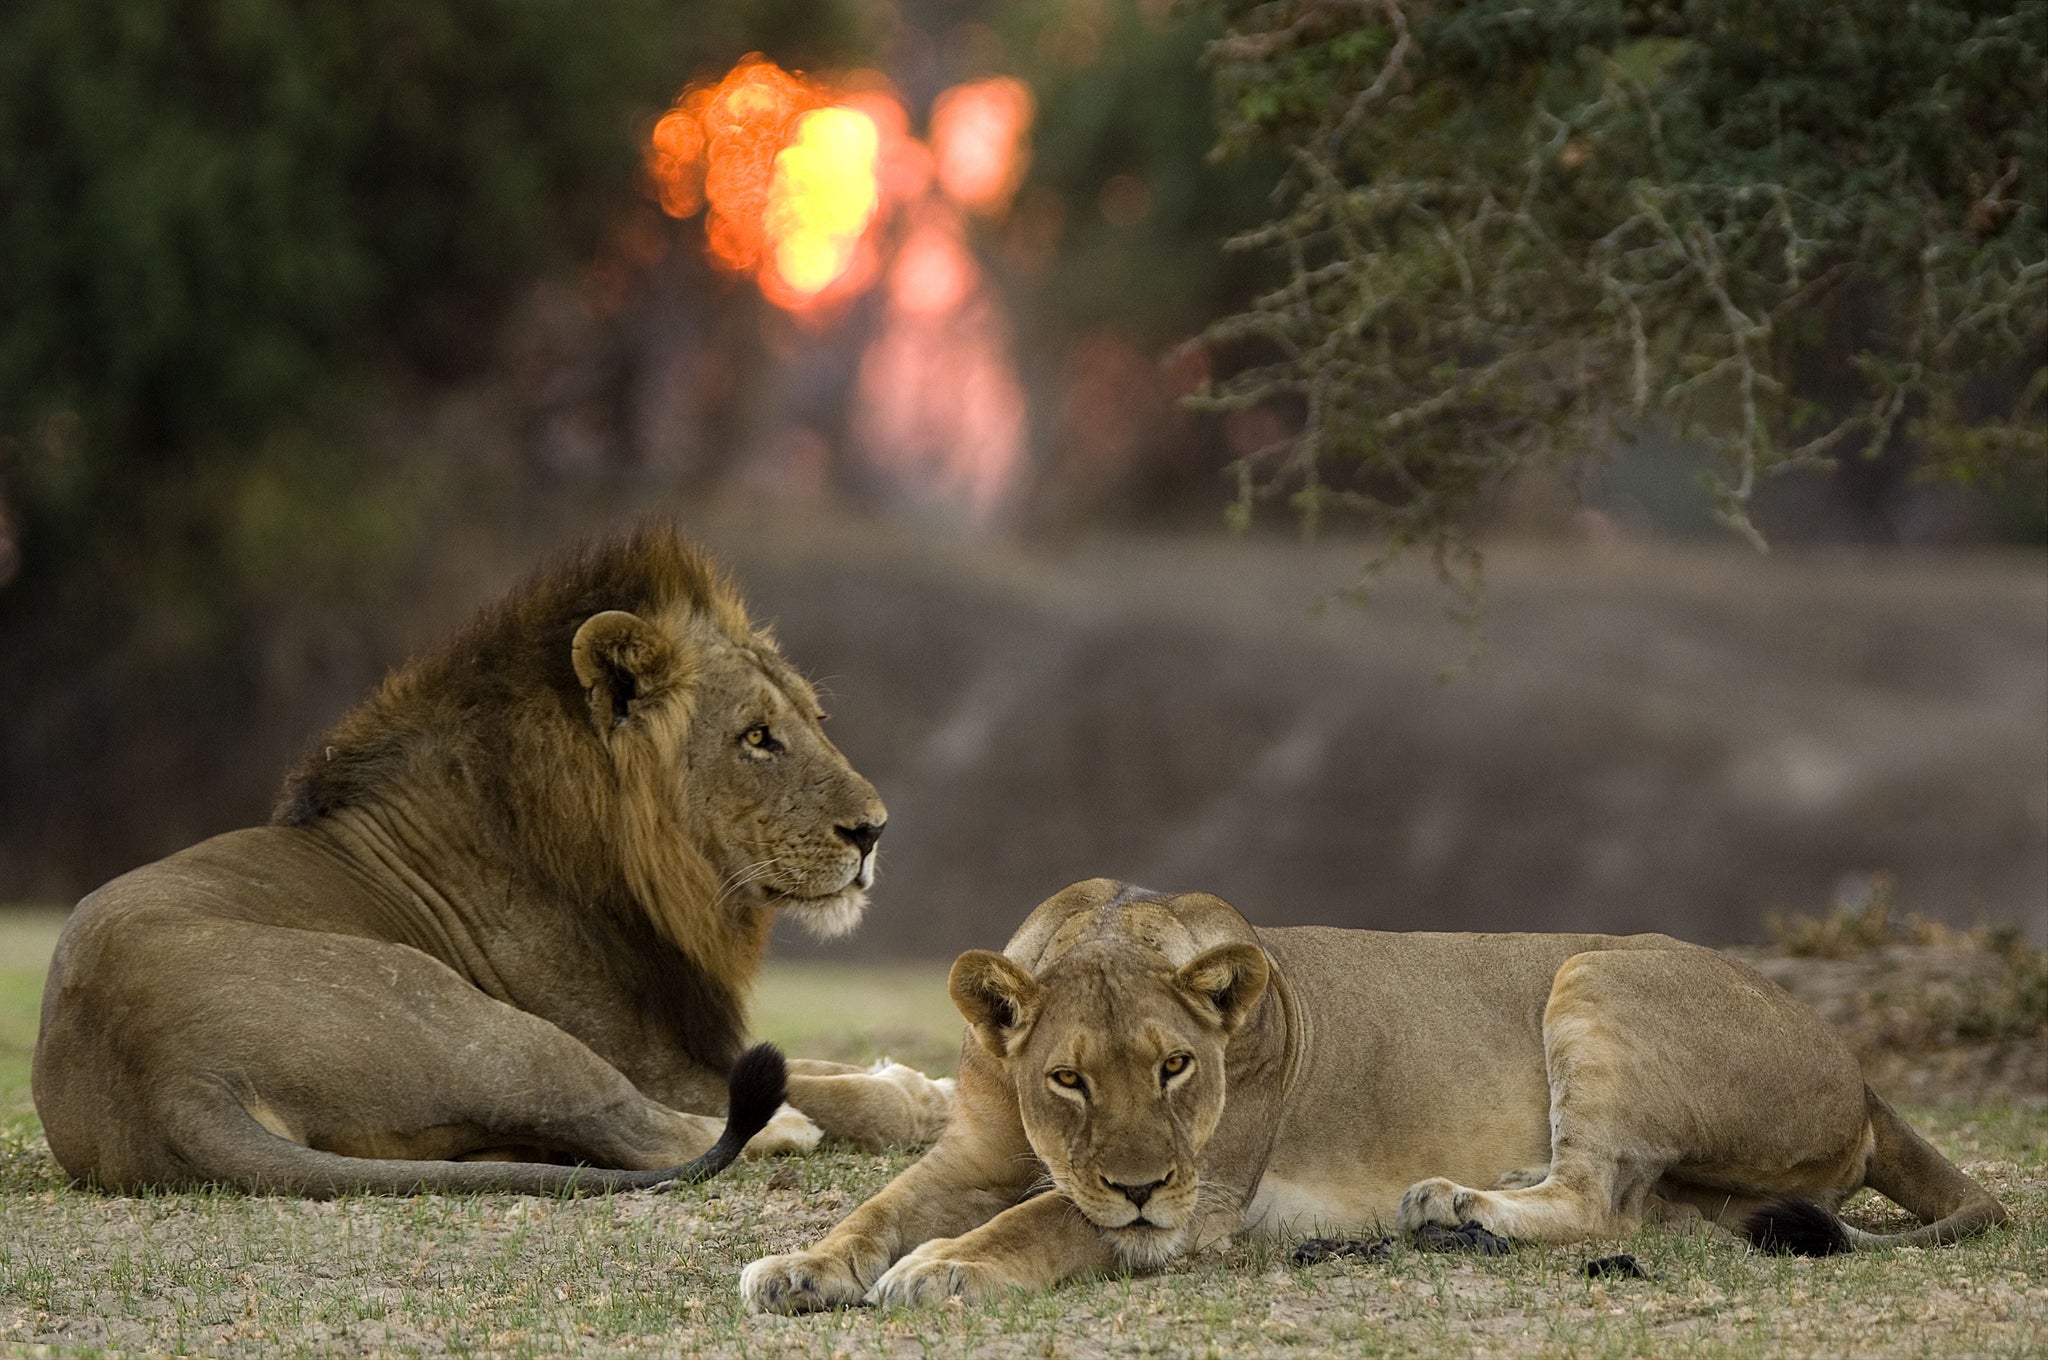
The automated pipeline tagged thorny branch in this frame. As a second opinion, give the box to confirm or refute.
[1194,0,2046,588]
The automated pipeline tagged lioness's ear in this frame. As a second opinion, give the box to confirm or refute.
[1175,943,1270,1034]
[571,610,676,733]
[949,950,1043,1056]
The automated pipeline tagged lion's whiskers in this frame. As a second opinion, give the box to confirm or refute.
[714,856,783,910]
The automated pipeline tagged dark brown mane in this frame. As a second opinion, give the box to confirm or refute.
[274,523,747,827]
[269,523,766,1074]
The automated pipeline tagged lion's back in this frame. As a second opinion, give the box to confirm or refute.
[32,828,410,1174]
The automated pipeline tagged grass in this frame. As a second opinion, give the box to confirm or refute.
[1,908,2043,1358]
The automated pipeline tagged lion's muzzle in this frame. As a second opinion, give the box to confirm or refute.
[838,819,882,890]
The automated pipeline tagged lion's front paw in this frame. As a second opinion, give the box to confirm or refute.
[1397,1177,1475,1232]
[739,1250,867,1314]
[866,1238,1023,1308]
[866,1060,956,1145]
[744,1104,824,1158]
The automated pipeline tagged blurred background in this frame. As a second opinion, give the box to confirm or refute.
[1,0,2043,953]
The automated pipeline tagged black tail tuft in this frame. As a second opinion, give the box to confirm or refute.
[1744,1198,1851,1256]
[724,1042,790,1140]
[666,1042,789,1186]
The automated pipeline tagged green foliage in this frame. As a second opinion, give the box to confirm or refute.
[997,1,1279,346]
[0,0,871,895]
[0,0,871,607]
[1192,0,2047,556]
[1,1,620,530]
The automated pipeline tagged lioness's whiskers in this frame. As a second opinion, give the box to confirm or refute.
[1002,1157,1059,1201]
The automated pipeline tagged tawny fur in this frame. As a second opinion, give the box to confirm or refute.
[742,880,2008,1311]
[33,526,950,1195]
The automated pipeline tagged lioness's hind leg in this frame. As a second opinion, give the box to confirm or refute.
[1401,946,1869,1246]
[1492,1165,1550,1191]
[1400,955,1672,1242]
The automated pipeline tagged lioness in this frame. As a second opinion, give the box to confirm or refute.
[743,879,2008,1310]
[33,526,951,1195]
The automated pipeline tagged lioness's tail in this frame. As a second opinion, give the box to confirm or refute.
[154,1043,787,1198]
[1745,1086,2008,1255]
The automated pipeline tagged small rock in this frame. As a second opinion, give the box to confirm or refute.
[1414,1220,1512,1255]
[1291,1235,1396,1266]
[1584,1253,1651,1279]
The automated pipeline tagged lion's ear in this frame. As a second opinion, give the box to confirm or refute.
[949,950,1043,1056]
[571,610,677,733]
[1175,943,1270,1035]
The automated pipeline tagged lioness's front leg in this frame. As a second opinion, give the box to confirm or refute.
[867,1191,1119,1307]
[740,1121,1029,1314]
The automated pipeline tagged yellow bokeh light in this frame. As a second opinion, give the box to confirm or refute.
[648,60,1030,315]
[765,107,882,300]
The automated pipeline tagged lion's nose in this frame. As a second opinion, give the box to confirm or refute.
[1102,1172,1172,1208]
[836,820,885,856]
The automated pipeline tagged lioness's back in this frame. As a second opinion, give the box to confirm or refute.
[1255,926,1677,1016]
[1250,928,1710,1195]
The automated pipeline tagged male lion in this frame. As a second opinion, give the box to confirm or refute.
[743,879,2008,1310]
[33,526,951,1195]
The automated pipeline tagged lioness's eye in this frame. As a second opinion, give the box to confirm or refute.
[1161,1054,1191,1084]
[741,724,781,753]
[1049,1068,1085,1092]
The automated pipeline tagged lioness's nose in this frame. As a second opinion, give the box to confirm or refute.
[1103,1172,1172,1208]
[837,820,885,855]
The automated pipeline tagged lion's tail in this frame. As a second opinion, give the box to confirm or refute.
[661,1042,788,1185]
[162,1043,787,1198]
[1743,1086,2008,1255]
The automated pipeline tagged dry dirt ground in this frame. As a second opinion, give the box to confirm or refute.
[1,909,2042,1359]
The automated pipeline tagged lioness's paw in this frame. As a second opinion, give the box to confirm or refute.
[1397,1177,1475,1232]
[867,1239,1022,1308]
[739,1251,866,1314]
[866,1059,956,1145]
[744,1104,824,1158]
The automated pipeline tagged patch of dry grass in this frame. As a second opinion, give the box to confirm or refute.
[2,910,2042,1359]
[1746,891,2047,1104]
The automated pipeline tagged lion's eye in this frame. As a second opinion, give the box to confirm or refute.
[1049,1068,1086,1093]
[1160,1054,1191,1084]
[741,724,782,753]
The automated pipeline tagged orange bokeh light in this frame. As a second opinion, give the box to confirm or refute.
[889,214,978,318]
[649,59,1035,312]
[647,56,894,309]
[646,57,1033,522]
[930,77,1035,216]
[762,106,882,305]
